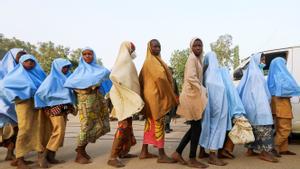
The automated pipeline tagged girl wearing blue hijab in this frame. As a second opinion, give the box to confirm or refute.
[35,58,75,164]
[237,53,278,163]
[268,57,300,156]
[64,47,110,164]
[218,68,247,159]
[199,52,228,166]
[2,54,49,168]
[0,48,26,161]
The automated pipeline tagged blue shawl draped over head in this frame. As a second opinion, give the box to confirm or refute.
[237,53,273,125]
[1,54,46,102]
[267,57,300,97]
[34,58,75,108]
[64,47,111,91]
[220,68,246,130]
[199,52,228,150]
[0,48,25,123]
[0,48,24,75]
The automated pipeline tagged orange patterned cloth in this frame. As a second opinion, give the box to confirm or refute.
[143,117,165,148]
[111,117,136,157]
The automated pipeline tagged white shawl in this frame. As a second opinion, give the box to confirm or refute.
[110,41,144,121]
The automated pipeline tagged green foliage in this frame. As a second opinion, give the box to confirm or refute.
[0,33,38,60]
[0,34,104,73]
[233,46,240,69]
[210,34,239,69]
[68,48,82,69]
[170,48,189,91]
[37,41,70,73]
[96,57,103,66]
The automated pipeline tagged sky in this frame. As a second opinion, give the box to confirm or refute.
[1,0,299,70]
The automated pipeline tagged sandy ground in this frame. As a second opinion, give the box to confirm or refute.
[1,116,300,169]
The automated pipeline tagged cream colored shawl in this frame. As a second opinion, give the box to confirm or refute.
[176,38,208,121]
[110,41,144,121]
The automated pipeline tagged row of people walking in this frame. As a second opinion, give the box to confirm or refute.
[0,37,300,169]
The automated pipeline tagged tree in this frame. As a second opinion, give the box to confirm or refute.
[233,45,240,69]
[0,35,38,60]
[37,41,70,73]
[210,34,239,69]
[96,57,103,66]
[170,49,189,91]
[69,48,82,61]
[68,48,82,68]
[0,34,105,73]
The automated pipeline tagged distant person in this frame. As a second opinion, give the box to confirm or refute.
[268,57,300,155]
[172,38,208,168]
[2,54,49,168]
[139,39,178,163]
[165,67,179,133]
[107,41,144,168]
[0,48,26,161]
[199,52,228,166]
[237,53,278,163]
[64,47,111,164]
[34,58,76,164]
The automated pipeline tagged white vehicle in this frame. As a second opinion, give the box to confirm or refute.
[233,46,300,134]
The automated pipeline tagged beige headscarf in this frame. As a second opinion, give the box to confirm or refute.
[139,40,178,120]
[110,41,144,121]
[176,38,208,121]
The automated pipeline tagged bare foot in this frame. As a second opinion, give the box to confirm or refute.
[208,154,227,166]
[157,154,177,163]
[246,149,259,156]
[198,148,209,159]
[171,152,187,165]
[139,152,158,159]
[218,150,234,159]
[119,153,138,159]
[259,151,278,163]
[271,149,281,158]
[11,159,34,167]
[187,158,208,168]
[280,151,296,155]
[107,159,125,168]
[15,158,31,169]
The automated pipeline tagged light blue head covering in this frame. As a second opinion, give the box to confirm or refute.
[1,54,46,102]
[267,57,300,97]
[34,58,75,108]
[220,68,246,130]
[64,47,110,89]
[0,49,25,123]
[0,48,24,76]
[0,76,18,123]
[237,53,273,125]
[199,52,228,150]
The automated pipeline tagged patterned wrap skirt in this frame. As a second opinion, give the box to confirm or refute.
[76,89,110,146]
